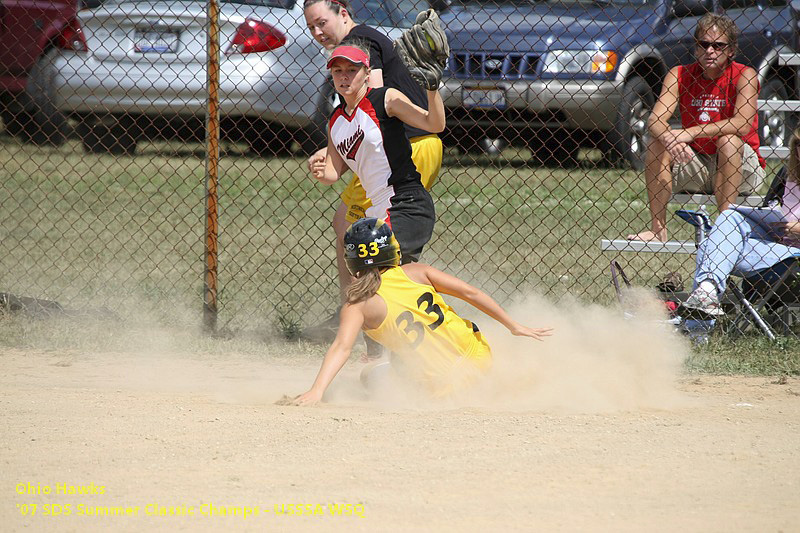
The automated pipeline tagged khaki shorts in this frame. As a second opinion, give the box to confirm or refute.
[341,134,443,223]
[673,143,765,195]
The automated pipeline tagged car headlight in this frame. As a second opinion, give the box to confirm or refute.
[542,50,618,74]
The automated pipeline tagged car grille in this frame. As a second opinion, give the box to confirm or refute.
[448,51,540,80]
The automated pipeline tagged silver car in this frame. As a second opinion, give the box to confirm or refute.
[48,0,425,154]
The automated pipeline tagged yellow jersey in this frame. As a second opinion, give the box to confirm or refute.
[364,267,492,396]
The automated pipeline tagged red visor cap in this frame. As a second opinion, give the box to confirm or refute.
[327,46,370,69]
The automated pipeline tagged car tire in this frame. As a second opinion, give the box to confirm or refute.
[20,49,69,146]
[609,76,655,171]
[78,115,138,155]
[758,77,791,149]
[300,77,338,155]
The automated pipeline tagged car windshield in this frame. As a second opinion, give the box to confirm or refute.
[352,0,431,28]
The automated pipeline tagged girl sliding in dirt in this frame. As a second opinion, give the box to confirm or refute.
[292,218,553,405]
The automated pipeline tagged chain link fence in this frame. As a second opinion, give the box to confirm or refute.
[1,0,799,336]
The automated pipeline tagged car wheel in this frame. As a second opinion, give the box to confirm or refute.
[78,115,138,155]
[17,49,69,146]
[610,76,655,170]
[758,77,791,149]
[300,77,338,155]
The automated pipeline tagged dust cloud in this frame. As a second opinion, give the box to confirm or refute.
[16,286,690,414]
[471,289,690,412]
[356,287,691,413]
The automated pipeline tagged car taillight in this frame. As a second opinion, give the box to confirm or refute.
[226,20,286,55]
[56,19,88,52]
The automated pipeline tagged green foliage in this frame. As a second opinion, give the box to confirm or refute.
[274,304,302,341]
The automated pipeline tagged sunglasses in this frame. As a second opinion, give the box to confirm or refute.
[696,40,730,51]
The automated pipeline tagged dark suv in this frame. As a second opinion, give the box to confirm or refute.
[439,0,797,168]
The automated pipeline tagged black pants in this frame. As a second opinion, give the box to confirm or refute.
[386,186,435,264]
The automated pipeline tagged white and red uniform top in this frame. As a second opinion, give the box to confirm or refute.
[329,87,423,218]
[678,61,765,169]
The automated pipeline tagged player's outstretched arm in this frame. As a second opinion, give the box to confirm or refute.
[384,87,445,134]
[292,302,366,406]
[406,264,553,341]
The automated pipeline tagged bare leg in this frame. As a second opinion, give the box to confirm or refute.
[627,136,672,241]
[714,134,743,212]
[333,201,354,304]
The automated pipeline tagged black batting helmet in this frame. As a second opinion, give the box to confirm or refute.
[343,218,401,275]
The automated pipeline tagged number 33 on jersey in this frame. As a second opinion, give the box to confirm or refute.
[364,267,491,367]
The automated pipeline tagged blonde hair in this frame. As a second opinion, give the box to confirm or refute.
[335,39,371,63]
[789,127,800,184]
[346,268,382,304]
[695,14,738,54]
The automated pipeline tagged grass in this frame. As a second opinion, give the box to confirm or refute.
[0,133,797,375]
[686,334,800,375]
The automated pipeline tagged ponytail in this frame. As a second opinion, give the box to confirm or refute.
[346,268,382,304]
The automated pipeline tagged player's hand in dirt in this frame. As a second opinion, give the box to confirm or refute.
[509,323,554,341]
[274,395,295,406]
[289,389,323,406]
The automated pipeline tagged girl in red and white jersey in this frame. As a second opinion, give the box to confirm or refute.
[308,43,445,265]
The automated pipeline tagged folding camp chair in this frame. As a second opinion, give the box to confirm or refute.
[676,166,800,339]
[735,256,800,336]
[609,259,684,325]
[609,258,726,342]
[609,259,632,315]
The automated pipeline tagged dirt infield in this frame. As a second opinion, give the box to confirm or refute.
[2,343,799,533]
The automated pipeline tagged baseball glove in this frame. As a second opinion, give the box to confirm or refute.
[394,9,450,90]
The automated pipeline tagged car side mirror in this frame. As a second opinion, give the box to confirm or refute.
[672,0,712,17]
